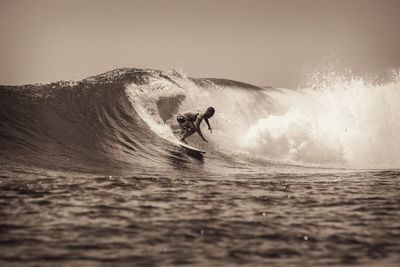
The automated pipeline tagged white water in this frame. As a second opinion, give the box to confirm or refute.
[242,74,400,168]
[126,70,400,169]
[125,76,181,143]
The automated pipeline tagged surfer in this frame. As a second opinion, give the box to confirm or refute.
[176,107,215,144]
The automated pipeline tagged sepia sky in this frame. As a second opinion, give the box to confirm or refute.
[0,0,400,87]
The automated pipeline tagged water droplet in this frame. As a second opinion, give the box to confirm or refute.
[304,235,308,241]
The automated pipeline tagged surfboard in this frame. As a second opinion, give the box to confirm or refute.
[177,141,206,155]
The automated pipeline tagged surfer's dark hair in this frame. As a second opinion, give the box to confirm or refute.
[206,107,215,115]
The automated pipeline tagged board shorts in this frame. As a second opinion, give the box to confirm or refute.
[176,114,195,132]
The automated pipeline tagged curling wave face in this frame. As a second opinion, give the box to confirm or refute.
[1,68,399,172]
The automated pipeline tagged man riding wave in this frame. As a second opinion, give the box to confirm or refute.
[176,107,215,144]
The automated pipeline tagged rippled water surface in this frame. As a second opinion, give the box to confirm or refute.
[1,165,399,267]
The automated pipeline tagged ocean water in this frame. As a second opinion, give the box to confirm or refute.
[0,68,399,266]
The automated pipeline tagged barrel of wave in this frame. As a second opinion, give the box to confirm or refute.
[175,81,274,154]
[124,74,274,153]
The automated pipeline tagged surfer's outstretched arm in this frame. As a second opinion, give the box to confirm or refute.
[204,117,212,133]
[196,118,207,142]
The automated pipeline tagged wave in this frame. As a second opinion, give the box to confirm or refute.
[243,73,400,168]
[0,69,169,173]
[0,68,399,172]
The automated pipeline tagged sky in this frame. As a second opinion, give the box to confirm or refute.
[0,0,399,87]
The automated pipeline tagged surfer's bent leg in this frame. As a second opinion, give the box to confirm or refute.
[180,127,196,143]
[177,115,197,143]
[180,121,196,143]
